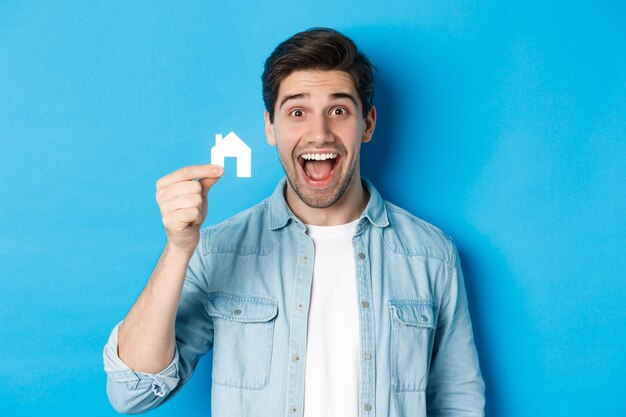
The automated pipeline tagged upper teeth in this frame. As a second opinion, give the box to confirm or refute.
[301,153,338,161]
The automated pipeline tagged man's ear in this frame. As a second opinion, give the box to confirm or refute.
[361,105,376,143]
[264,110,276,146]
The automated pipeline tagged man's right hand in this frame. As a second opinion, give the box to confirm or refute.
[117,164,222,374]
[155,164,223,256]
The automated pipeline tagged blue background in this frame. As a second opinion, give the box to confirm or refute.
[1,1,624,416]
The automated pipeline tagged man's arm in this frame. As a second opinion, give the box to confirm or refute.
[426,243,486,416]
[103,165,223,413]
[117,243,194,373]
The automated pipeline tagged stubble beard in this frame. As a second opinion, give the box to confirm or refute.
[279,148,360,209]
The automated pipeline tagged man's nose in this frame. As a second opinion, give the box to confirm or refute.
[305,113,334,144]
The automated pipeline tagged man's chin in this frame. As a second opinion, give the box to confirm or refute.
[292,172,355,209]
[299,193,341,209]
[284,174,336,208]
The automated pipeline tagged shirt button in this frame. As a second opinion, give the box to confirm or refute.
[293,354,300,362]
[233,309,241,315]
[361,300,369,308]
[296,303,303,310]
[358,252,366,260]
[364,403,372,411]
[290,405,297,413]
[363,352,371,360]
[301,255,308,262]
[421,314,429,322]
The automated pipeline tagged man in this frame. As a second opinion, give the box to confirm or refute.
[104,28,485,416]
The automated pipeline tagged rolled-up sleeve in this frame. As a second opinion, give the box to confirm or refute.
[103,323,181,414]
[426,243,486,416]
[103,242,214,414]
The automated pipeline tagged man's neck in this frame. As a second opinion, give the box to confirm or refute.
[285,177,369,226]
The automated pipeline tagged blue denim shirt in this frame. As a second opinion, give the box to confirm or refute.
[103,178,485,416]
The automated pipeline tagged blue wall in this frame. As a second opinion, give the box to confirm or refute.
[1,1,624,416]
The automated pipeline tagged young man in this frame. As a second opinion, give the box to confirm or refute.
[104,28,485,416]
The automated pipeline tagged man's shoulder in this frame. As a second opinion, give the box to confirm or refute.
[206,197,271,230]
[381,200,456,265]
[199,197,279,256]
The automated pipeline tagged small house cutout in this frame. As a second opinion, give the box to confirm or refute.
[210,131,251,177]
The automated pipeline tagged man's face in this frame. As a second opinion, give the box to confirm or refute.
[265,69,376,209]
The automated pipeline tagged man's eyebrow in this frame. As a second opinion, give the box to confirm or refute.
[278,92,359,109]
[330,92,359,107]
[279,93,309,109]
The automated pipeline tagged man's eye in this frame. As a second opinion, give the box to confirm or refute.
[332,107,347,116]
[290,109,304,117]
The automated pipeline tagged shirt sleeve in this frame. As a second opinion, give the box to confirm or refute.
[426,242,486,416]
[103,322,181,413]
[103,242,215,414]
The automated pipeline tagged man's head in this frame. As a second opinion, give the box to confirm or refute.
[262,28,375,123]
[263,28,376,224]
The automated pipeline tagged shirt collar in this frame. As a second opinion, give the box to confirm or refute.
[268,177,389,230]
[360,177,390,228]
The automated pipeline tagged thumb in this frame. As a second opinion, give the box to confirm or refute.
[199,174,222,196]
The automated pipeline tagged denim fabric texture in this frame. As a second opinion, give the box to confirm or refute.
[103,178,485,416]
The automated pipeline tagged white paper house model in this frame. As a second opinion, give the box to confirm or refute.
[210,131,251,177]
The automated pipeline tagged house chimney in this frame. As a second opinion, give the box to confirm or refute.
[215,133,223,145]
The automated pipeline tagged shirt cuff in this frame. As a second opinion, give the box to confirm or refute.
[103,322,180,398]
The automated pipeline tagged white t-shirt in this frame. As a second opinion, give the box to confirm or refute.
[303,219,360,417]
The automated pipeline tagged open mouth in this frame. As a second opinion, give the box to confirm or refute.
[297,152,341,185]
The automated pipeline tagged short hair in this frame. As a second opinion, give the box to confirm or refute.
[262,27,375,123]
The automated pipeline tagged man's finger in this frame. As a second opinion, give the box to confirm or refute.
[199,176,220,196]
[157,165,224,188]
[156,180,202,202]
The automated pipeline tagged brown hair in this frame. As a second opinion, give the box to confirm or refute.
[262,27,375,122]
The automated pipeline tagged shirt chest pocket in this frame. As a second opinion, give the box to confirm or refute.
[205,292,278,390]
[389,299,437,392]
